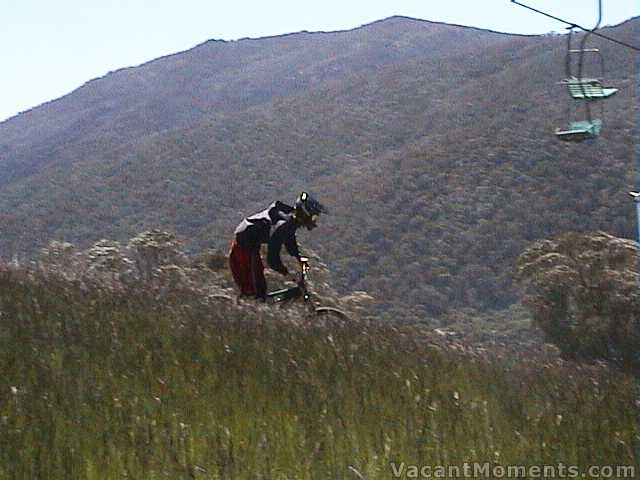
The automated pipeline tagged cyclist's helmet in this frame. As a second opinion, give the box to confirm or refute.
[294,192,327,230]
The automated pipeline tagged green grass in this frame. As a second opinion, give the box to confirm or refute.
[0,270,637,479]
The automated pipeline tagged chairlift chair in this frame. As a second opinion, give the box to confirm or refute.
[560,46,617,100]
[554,0,617,142]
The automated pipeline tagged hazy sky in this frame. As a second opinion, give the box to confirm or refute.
[1,0,637,122]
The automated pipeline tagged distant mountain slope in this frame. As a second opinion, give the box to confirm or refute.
[0,16,637,320]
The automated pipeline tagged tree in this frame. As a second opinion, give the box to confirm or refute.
[517,232,640,373]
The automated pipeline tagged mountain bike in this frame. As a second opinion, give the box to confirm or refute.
[266,256,350,321]
[208,257,350,322]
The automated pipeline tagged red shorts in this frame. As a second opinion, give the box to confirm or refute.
[228,240,267,299]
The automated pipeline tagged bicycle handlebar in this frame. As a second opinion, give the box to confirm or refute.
[298,256,310,276]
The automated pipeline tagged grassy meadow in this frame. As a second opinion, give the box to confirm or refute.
[0,270,637,479]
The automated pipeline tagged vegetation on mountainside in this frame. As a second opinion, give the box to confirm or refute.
[33,229,365,317]
[518,231,640,374]
[0,268,637,479]
[0,17,637,326]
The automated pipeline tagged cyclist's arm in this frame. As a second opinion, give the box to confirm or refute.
[267,221,296,274]
[284,231,300,260]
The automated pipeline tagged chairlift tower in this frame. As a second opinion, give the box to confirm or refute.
[630,192,640,245]
[631,54,640,246]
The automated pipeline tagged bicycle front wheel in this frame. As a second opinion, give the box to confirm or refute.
[314,306,350,322]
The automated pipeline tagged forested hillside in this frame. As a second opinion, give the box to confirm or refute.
[0,16,637,322]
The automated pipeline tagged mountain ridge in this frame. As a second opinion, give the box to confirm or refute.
[2,14,638,127]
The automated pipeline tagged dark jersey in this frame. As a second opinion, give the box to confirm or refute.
[234,201,301,274]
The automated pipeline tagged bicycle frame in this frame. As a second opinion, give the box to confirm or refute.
[264,257,350,320]
[266,257,311,305]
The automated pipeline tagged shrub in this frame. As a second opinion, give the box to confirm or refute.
[517,231,640,373]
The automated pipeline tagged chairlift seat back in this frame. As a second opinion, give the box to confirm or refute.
[563,78,618,99]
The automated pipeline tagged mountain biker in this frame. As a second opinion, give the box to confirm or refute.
[229,192,327,301]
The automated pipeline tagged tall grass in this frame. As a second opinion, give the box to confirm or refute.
[0,270,637,479]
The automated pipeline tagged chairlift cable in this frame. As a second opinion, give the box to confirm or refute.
[510,0,640,52]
